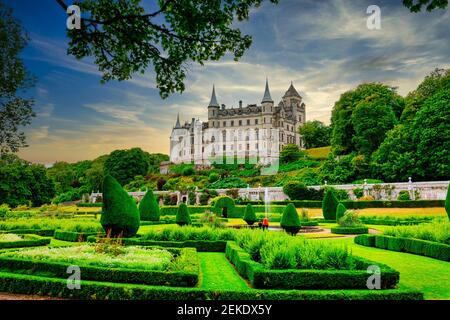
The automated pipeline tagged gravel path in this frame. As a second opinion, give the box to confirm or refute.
[0,292,63,300]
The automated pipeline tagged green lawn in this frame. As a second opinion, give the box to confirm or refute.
[316,237,450,300]
[198,252,250,291]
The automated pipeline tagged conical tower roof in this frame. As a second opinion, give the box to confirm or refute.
[262,78,273,103]
[208,85,220,107]
[283,82,301,98]
[174,113,181,129]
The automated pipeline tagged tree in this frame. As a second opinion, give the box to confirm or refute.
[176,203,191,226]
[243,203,257,225]
[0,2,35,155]
[100,175,140,237]
[104,148,150,186]
[445,182,450,221]
[0,154,55,207]
[298,121,331,149]
[403,0,448,12]
[283,181,322,200]
[280,144,304,164]
[336,203,347,223]
[56,0,278,99]
[139,190,160,221]
[47,162,76,194]
[322,189,339,220]
[280,203,301,235]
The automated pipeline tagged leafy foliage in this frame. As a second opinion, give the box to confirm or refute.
[338,210,362,227]
[243,204,257,225]
[139,190,160,221]
[402,0,448,12]
[283,181,322,200]
[280,203,301,235]
[104,148,151,186]
[336,203,347,222]
[280,144,305,164]
[176,203,191,226]
[299,120,331,149]
[322,189,339,220]
[445,183,450,221]
[100,175,140,237]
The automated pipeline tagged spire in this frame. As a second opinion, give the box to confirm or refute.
[208,85,219,107]
[174,113,181,129]
[283,82,301,98]
[262,78,273,103]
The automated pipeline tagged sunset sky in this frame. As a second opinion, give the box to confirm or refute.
[6,0,450,164]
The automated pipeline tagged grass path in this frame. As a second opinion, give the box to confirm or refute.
[198,252,250,291]
[318,237,450,300]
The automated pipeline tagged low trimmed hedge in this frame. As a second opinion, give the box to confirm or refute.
[0,247,199,287]
[87,236,227,252]
[330,226,369,235]
[0,271,423,300]
[300,221,319,227]
[54,230,100,242]
[0,234,51,249]
[359,217,432,226]
[159,205,286,218]
[242,200,444,209]
[0,229,55,237]
[355,234,450,261]
[76,203,103,207]
[225,242,399,290]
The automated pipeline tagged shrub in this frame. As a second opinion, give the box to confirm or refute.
[283,182,322,200]
[299,208,309,222]
[354,234,376,247]
[100,175,140,238]
[331,226,369,235]
[281,204,301,235]
[0,204,10,219]
[182,167,195,176]
[338,210,362,227]
[322,189,339,220]
[243,204,257,225]
[336,203,347,222]
[383,221,449,244]
[358,196,375,201]
[139,190,160,221]
[199,212,225,228]
[208,173,219,183]
[445,182,450,221]
[211,196,235,218]
[322,187,349,201]
[353,188,364,199]
[176,203,191,226]
[397,190,411,201]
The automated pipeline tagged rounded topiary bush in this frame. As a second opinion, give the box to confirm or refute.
[139,190,160,221]
[322,189,339,220]
[176,203,191,226]
[100,175,140,237]
[281,203,301,235]
[212,196,235,218]
[243,204,257,225]
[336,203,347,222]
[397,190,411,201]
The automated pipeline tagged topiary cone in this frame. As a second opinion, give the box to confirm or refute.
[445,182,450,221]
[139,190,160,221]
[322,189,339,220]
[336,202,347,223]
[176,203,191,226]
[100,175,140,238]
[243,203,257,225]
[281,203,301,235]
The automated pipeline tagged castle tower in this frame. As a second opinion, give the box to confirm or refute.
[207,85,220,129]
[261,78,274,129]
[282,82,305,146]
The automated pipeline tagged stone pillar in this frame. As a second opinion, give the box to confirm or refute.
[363,179,369,197]
[408,177,415,200]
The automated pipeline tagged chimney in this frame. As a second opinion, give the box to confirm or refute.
[239,100,242,108]
[221,104,226,110]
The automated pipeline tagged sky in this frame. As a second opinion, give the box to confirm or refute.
[4,0,450,164]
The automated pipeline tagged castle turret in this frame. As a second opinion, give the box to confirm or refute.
[261,78,274,129]
[282,82,305,146]
[208,85,220,128]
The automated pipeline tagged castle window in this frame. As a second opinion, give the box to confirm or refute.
[231,120,234,126]
[239,120,242,126]
[255,119,258,125]
[223,121,226,127]
[299,116,302,122]
[263,118,266,124]
[223,144,226,151]
[247,119,250,125]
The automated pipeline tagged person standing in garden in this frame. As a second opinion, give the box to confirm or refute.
[262,216,269,230]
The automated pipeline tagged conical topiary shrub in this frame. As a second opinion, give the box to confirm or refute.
[281,203,301,235]
[100,175,140,237]
[139,190,160,221]
[445,182,450,221]
[322,189,339,220]
[336,202,347,223]
[243,204,257,225]
[176,203,191,226]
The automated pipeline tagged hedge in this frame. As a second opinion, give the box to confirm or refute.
[0,271,423,300]
[358,217,431,226]
[0,234,51,249]
[0,229,55,237]
[225,242,399,290]
[159,205,286,218]
[87,237,227,252]
[300,221,319,227]
[354,234,376,247]
[0,247,199,287]
[330,226,369,235]
[242,200,444,209]
[54,230,100,242]
[76,203,103,207]
[356,235,450,261]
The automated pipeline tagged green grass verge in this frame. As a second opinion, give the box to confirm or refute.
[317,237,450,300]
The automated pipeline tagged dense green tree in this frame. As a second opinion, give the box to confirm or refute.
[322,189,339,220]
[47,162,76,194]
[280,144,304,164]
[403,0,448,12]
[0,154,55,207]
[104,148,150,186]
[283,181,322,200]
[176,203,191,226]
[85,156,106,192]
[147,153,169,174]
[101,175,140,237]
[298,121,331,149]
[0,2,35,155]
[280,203,301,235]
[445,182,450,221]
[56,0,278,98]
[139,190,160,221]
[243,203,257,225]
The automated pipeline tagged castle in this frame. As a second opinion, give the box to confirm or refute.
[169,79,306,166]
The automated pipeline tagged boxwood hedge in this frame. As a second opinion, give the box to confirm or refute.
[330,226,369,235]
[0,234,51,249]
[54,230,100,242]
[225,242,399,290]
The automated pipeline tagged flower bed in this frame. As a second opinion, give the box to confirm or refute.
[0,234,51,249]
[0,245,200,286]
